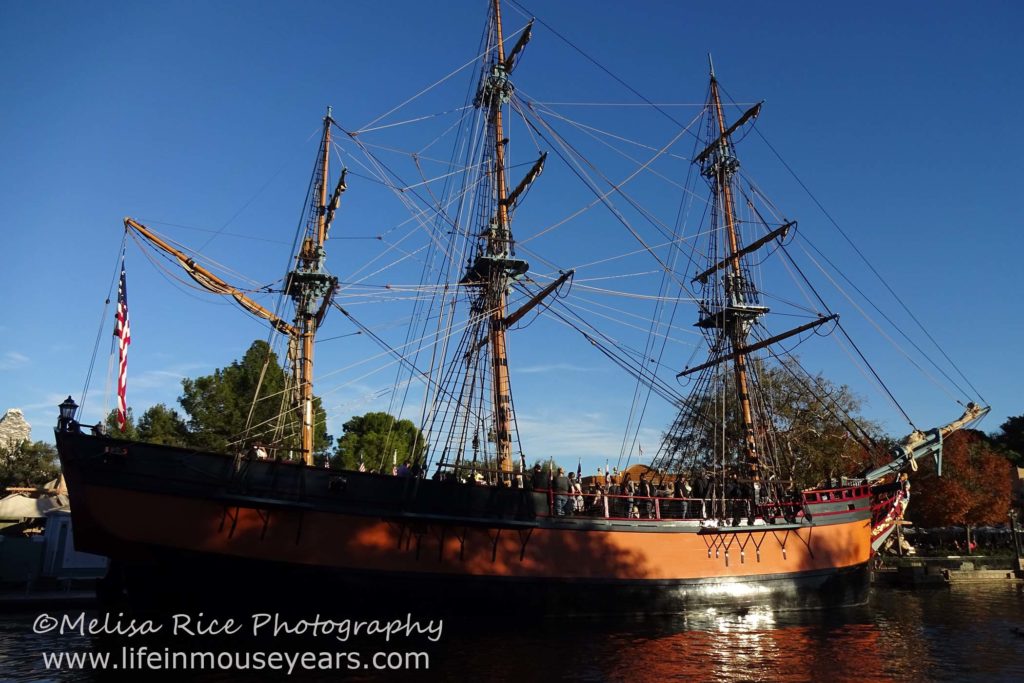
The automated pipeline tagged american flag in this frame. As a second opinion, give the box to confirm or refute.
[114,256,131,432]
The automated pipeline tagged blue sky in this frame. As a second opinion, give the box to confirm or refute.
[2,1,1021,473]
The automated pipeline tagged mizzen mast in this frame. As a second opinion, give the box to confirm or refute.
[287,107,344,464]
[125,108,344,465]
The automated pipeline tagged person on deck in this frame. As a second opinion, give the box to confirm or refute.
[533,463,551,491]
[637,473,655,519]
[568,472,584,512]
[621,473,637,518]
[673,474,691,518]
[553,467,570,516]
[692,470,709,517]
[590,483,607,517]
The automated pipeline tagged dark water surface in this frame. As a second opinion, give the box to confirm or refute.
[1,583,1022,681]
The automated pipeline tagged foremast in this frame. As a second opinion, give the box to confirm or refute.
[705,63,763,488]
[674,61,836,496]
[124,109,344,465]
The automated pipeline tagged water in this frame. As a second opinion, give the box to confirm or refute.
[1,584,1022,681]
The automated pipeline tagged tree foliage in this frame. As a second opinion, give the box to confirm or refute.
[104,407,139,441]
[332,412,424,471]
[908,429,1011,527]
[0,440,60,489]
[179,340,331,456]
[994,415,1024,467]
[757,364,880,488]
[104,405,188,446]
[659,358,880,489]
[137,404,190,447]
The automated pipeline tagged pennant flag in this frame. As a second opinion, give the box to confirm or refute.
[114,256,131,432]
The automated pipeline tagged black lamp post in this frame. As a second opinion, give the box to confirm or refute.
[58,396,78,432]
[1010,509,1022,563]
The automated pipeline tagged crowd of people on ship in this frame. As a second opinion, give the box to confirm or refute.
[412,456,804,522]
[294,444,810,523]
[422,462,784,522]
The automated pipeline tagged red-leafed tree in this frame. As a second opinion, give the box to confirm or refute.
[908,429,1011,528]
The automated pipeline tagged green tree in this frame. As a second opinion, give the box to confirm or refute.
[137,404,189,446]
[179,340,331,456]
[994,415,1024,467]
[104,407,139,441]
[0,440,60,489]
[103,405,187,446]
[332,412,424,471]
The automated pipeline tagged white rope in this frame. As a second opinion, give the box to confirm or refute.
[353,106,474,136]
[356,24,530,133]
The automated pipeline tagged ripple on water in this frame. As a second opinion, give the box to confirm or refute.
[0,584,1021,682]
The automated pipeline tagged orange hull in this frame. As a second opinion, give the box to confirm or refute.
[58,432,873,611]
[77,483,871,582]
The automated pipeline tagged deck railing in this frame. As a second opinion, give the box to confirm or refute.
[536,489,810,523]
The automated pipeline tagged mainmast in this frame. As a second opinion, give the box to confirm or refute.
[460,0,535,477]
[438,0,552,480]
[488,0,514,476]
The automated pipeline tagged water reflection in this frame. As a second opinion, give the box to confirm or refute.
[441,584,1023,682]
[1,584,1022,681]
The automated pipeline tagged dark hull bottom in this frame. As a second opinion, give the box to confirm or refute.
[101,549,871,617]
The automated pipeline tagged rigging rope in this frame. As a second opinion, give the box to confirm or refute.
[740,96,986,405]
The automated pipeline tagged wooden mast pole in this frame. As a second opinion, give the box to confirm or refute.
[708,66,762,483]
[126,109,342,466]
[489,0,514,477]
[296,109,332,465]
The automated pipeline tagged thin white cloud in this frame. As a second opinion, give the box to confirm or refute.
[132,369,188,390]
[517,363,599,375]
[514,410,662,464]
[0,351,30,370]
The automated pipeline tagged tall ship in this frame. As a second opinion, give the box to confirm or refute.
[55,0,987,613]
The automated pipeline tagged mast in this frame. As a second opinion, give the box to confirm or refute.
[129,108,345,465]
[488,0,514,476]
[288,107,343,465]
[707,64,762,485]
[440,1,544,480]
